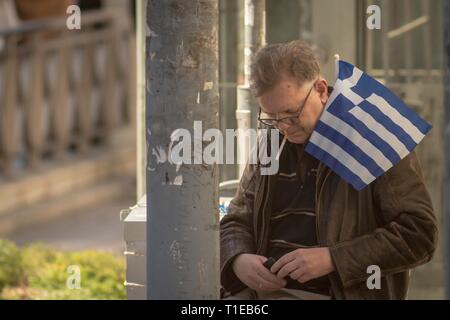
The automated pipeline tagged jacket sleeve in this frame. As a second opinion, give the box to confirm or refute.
[329,151,438,289]
[220,163,258,293]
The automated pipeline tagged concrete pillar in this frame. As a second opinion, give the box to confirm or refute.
[146,0,220,299]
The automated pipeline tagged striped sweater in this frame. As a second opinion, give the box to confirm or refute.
[266,140,331,295]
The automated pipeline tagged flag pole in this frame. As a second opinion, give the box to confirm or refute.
[334,54,340,80]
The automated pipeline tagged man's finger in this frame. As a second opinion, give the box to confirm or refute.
[276,259,300,280]
[297,272,312,284]
[258,256,268,264]
[270,252,295,273]
[290,266,306,281]
[252,273,284,291]
[257,265,286,286]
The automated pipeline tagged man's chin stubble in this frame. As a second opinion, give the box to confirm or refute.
[287,129,311,145]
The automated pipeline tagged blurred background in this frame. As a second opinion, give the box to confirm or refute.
[0,0,136,299]
[0,0,446,299]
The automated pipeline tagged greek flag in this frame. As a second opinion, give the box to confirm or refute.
[305,59,431,191]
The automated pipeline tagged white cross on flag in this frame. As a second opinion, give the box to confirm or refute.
[305,59,432,190]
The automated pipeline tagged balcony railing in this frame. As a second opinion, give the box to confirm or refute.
[0,9,136,177]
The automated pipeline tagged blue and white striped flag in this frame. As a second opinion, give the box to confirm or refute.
[305,59,432,191]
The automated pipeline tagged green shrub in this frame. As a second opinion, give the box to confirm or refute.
[0,239,125,300]
[0,240,24,290]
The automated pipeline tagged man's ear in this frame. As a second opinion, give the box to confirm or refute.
[315,78,329,104]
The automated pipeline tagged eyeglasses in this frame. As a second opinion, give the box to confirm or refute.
[258,84,315,128]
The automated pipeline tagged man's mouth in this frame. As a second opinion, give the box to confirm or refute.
[285,130,303,139]
[286,129,310,143]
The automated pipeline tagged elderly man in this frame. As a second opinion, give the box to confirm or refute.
[220,40,438,300]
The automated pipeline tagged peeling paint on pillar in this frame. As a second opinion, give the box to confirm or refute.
[146,0,220,299]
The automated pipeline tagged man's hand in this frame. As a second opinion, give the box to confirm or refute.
[270,247,335,283]
[232,253,287,292]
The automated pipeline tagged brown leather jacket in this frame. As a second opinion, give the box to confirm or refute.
[220,151,438,299]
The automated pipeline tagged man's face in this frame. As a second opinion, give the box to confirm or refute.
[257,73,329,145]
